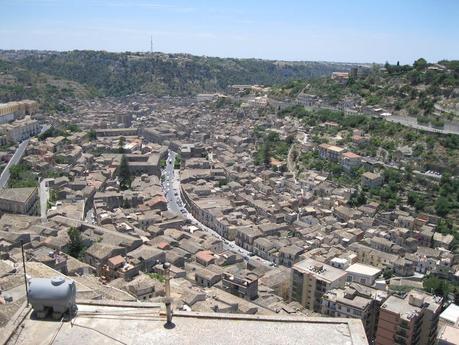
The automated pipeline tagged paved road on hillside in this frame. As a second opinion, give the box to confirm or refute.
[0,125,50,188]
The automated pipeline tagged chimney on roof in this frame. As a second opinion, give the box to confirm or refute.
[163,262,175,329]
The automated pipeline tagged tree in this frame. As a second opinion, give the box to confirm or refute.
[414,58,428,70]
[383,267,394,280]
[262,142,272,168]
[437,219,453,235]
[349,190,367,207]
[118,154,131,190]
[174,155,182,169]
[118,136,126,153]
[404,165,413,182]
[49,189,58,203]
[435,196,450,217]
[67,227,85,259]
[8,163,38,188]
[285,134,295,146]
[423,275,449,297]
[88,129,97,141]
[454,288,459,305]
[407,192,425,211]
[65,123,80,132]
[218,179,228,187]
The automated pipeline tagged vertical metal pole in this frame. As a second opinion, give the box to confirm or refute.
[164,262,171,299]
[21,241,29,306]
[163,262,174,328]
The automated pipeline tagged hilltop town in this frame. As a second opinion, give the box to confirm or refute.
[1,58,459,345]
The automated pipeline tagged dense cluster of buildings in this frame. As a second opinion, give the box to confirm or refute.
[1,92,458,345]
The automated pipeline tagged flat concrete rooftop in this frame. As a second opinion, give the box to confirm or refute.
[5,301,368,345]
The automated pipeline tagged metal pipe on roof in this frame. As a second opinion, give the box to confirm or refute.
[163,262,175,329]
[21,241,29,306]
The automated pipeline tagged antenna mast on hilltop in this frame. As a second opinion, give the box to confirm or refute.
[150,35,153,53]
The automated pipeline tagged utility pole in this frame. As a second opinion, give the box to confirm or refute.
[21,241,29,306]
[150,35,153,54]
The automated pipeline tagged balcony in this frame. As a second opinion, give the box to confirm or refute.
[394,335,407,345]
[399,320,409,330]
[396,328,407,338]
[412,331,421,344]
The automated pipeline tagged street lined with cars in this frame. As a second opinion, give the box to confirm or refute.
[161,150,272,265]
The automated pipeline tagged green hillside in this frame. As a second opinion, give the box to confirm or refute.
[271,58,459,124]
[0,50,356,97]
[0,58,91,113]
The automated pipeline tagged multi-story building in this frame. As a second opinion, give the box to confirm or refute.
[0,116,40,143]
[141,127,176,144]
[318,144,346,161]
[116,113,133,128]
[222,270,258,300]
[296,92,318,107]
[322,283,388,342]
[0,105,16,124]
[0,100,38,124]
[278,245,304,268]
[234,225,262,252]
[181,191,234,239]
[0,187,38,215]
[375,291,442,345]
[361,172,383,189]
[291,258,347,312]
[345,263,382,287]
[341,151,362,171]
[349,243,398,269]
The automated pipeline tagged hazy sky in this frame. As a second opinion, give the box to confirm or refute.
[1,0,458,63]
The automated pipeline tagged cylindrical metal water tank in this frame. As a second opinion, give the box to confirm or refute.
[28,277,76,314]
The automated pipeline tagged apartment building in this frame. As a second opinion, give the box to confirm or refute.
[182,193,233,239]
[235,225,262,252]
[291,258,347,312]
[318,143,346,161]
[375,291,442,345]
[222,270,259,300]
[341,151,362,171]
[278,245,304,268]
[322,284,388,342]
[349,243,398,269]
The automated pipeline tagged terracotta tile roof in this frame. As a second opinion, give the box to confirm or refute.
[108,255,125,267]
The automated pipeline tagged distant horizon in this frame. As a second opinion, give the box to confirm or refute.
[1,0,458,64]
[1,48,449,67]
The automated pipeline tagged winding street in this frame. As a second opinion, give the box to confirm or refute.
[161,150,273,266]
